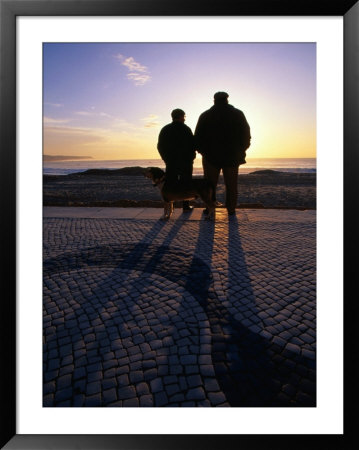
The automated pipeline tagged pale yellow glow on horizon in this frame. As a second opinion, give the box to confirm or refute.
[44,90,316,161]
[44,124,159,160]
[44,133,316,160]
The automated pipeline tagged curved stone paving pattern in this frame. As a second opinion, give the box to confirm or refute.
[43,215,316,407]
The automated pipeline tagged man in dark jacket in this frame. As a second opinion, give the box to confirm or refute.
[157,108,196,211]
[195,92,251,215]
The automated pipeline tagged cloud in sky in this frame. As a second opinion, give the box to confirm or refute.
[75,110,113,119]
[121,56,147,73]
[127,72,151,86]
[45,125,105,136]
[142,114,160,128]
[43,116,70,125]
[45,102,64,108]
[75,111,93,116]
[115,53,151,86]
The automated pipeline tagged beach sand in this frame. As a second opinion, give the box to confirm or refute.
[43,167,316,209]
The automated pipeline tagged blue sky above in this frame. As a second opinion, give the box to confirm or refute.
[43,43,316,160]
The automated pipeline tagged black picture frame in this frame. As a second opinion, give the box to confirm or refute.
[1,0,357,448]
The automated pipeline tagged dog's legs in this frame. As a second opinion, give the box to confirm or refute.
[161,201,174,220]
[161,202,170,220]
[202,193,216,220]
[205,203,216,220]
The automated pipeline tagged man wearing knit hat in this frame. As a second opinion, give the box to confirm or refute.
[195,92,251,215]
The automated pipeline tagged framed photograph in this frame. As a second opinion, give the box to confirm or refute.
[1,0,357,448]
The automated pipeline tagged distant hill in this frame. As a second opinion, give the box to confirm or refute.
[249,169,282,175]
[43,155,93,161]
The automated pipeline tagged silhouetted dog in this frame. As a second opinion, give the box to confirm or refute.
[144,167,216,220]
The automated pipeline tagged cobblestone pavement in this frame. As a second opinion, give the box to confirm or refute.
[43,209,316,407]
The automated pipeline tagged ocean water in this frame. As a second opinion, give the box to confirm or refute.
[43,157,316,176]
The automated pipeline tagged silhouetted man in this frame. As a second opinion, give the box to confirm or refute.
[195,92,251,215]
[157,108,196,211]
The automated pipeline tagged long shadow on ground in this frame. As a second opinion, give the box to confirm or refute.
[43,218,315,407]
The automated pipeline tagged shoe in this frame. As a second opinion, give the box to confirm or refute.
[183,206,194,212]
[203,208,209,215]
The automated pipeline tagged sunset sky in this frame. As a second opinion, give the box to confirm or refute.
[43,43,316,161]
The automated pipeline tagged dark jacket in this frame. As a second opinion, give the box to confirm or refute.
[195,104,251,167]
[157,121,196,168]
